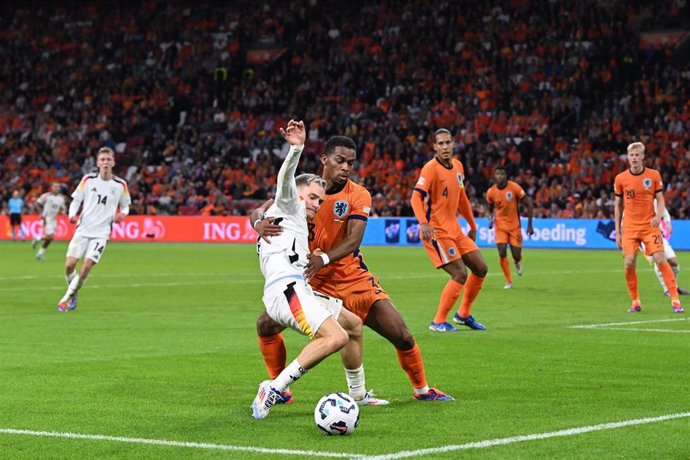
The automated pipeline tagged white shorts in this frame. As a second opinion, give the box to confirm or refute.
[263,280,342,339]
[43,218,57,236]
[643,237,676,262]
[66,235,108,263]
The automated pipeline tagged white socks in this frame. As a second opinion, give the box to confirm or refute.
[345,365,366,400]
[60,274,81,304]
[272,359,306,392]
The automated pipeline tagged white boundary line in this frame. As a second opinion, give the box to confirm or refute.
[571,318,689,328]
[570,318,690,334]
[3,412,689,459]
[359,412,690,460]
[0,267,649,282]
[0,428,366,459]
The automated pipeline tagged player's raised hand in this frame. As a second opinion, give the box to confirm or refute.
[255,217,283,243]
[279,119,306,146]
[419,223,436,242]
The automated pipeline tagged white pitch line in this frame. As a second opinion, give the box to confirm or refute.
[0,272,238,281]
[0,428,367,459]
[0,267,639,284]
[0,280,252,293]
[571,318,689,329]
[583,327,690,334]
[359,412,690,460]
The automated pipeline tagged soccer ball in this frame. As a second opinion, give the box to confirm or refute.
[314,392,359,435]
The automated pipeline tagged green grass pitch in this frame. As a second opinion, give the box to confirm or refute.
[1,241,688,459]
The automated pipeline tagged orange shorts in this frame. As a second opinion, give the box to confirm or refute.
[621,228,664,256]
[422,234,479,269]
[310,273,390,322]
[495,227,523,246]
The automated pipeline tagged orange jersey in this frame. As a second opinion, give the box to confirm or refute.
[412,157,467,239]
[309,180,373,284]
[486,181,526,231]
[614,167,663,232]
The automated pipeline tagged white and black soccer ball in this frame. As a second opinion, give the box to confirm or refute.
[314,392,359,435]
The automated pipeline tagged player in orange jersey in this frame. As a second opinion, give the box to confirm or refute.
[486,167,534,289]
[614,141,683,313]
[253,135,454,402]
[410,129,489,332]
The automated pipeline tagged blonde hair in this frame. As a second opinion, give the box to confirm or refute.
[296,173,326,189]
[626,142,645,153]
[97,146,115,158]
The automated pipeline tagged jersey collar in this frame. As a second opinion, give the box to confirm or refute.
[628,166,646,176]
[326,180,347,195]
[434,156,453,170]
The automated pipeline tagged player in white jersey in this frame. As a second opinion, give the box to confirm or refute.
[32,182,67,260]
[641,202,690,296]
[251,120,365,419]
[57,147,131,312]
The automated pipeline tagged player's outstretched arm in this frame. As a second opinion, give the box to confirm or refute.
[275,120,306,209]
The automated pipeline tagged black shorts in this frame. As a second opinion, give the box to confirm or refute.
[10,213,21,226]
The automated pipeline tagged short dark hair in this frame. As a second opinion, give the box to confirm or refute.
[324,136,356,156]
[495,166,506,173]
[434,128,452,141]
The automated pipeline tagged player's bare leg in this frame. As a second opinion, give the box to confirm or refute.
[510,244,523,276]
[365,299,453,401]
[58,258,96,311]
[337,308,389,405]
[253,317,348,419]
[35,234,54,260]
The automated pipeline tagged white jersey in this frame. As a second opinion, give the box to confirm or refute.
[37,193,66,221]
[257,145,310,293]
[70,173,131,239]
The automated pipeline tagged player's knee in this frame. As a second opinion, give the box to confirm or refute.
[334,328,349,350]
[624,259,636,269]
[450,270,468,284]
[393,328,415,350]
[256,313,282,336]
[473,262,489,278]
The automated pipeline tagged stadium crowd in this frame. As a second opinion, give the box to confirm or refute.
[1,0,689,219]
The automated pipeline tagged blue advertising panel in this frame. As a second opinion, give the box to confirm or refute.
[362,218,690,250]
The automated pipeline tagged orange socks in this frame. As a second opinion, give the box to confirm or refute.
[258,333,286,379]
[434,279,464,323]
[624,266,639,301]
[657,262,679,299]
[499,257,512,284]
[458,273,485,318]
[396,342,427,390]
